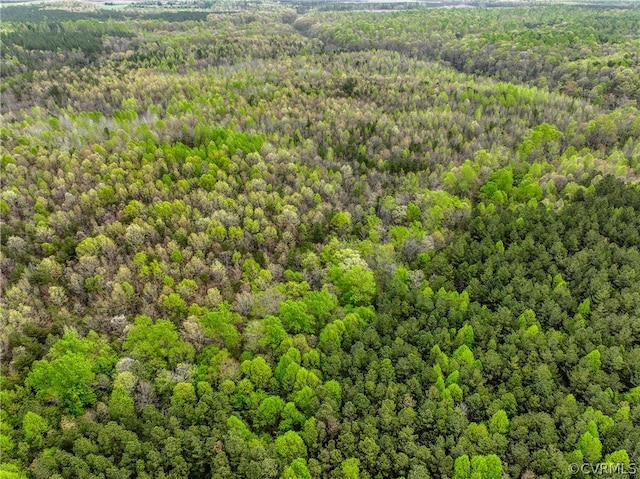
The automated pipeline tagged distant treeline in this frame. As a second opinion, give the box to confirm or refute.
[0,5,210,23]
[1,30,103,53]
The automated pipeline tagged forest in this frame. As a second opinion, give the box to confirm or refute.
[1,2,639,479]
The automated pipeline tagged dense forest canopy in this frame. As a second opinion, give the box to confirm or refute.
[1,2,639,479]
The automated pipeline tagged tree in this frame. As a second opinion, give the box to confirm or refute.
[280,402,305,432]
[489,410,509,435]
[254,396,285,431]
[259,316,289,352]
[109,385,135,421]
[282,458,312,479]
[4,8,640,479]
[293,387,319,416]
[605,449,631,467]
[22,412,48,448]
[25,333,103,416]
[300,290,338,328]
[583,349,602,372]
[169,382,197,423]
[331,211,352,236]
[241,356,273,390]
[453,455,471,479]
[280,300,315,335]
[577,423,602,463]
[0,464,27,479]
[408,464,431,479]
[456,324,474,348]
[274,431,307,465]
[470,456,486,479]
[29,351,95,415]
[483,455,502,479]
[200,304,242,353]
[162,293,188,320]
[318,320,345,356]
[341,458,360,479]
[124,315,195,374]
[329,265,376,306]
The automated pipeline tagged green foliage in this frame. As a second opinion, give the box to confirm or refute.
[274,431,307,465]
[282,458,312,479]
[0,464,28,479]
[3,5,640,479]
[200,304,241,353]
[23,332,113,416]
[279,299,315,335]
[26,351,95,416]
[341,458,360,479]
[124,316,195,374]
[481,167,513,203]
[605,450,630,467]
[328,265,376,306]
[108,386,135,421]
[241,356,273,390]
[577,425,602,463]
[0,436,14,458]
[280,402,305,432]
[455,324,474,348]
[259,316,289,352]
[518,123,561,160]
[318,320,345,356]
[331,211,352,235]
[22,411,47,449]
[489,410,509,435]
[275,349,301,392]
[483,455,503,479]
[162,292,188,319]
[453,455,470,479]
[584,349,602,372]
[254,395,285,431]
[323,380,342,405]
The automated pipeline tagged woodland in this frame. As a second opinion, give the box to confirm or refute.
[1,2,640,479]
